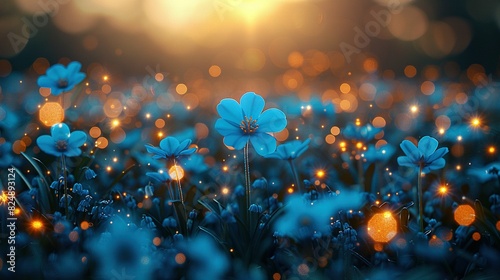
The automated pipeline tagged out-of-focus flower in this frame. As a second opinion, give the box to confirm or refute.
[234,185,245,197]
[162,217,177,228]
[59,194,72,209]
[362,144,395,163]
[265,139,311,160]
[37,61,86,95]
[343,122,381,142]
[252,177,268,189]
[36,123,87,157]
[72,183,89,196]
[145,136,197,160]
[215,92,287,156]
[84,168,97,180]
[146,169,171,183]
[249,204,263,213]
[77,195,92,212]
[397,136,448,173]
[0,141,14,168]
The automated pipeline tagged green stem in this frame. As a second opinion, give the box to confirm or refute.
[417,164,424,232]
[288,159,301,194]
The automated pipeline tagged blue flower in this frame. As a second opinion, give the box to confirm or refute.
[36,123,87,157]
[84,168,97,180]
[343,122,381,142]
[145,136,197,160]
[146,169,171,183]
[37,61,86,95]
[215,92,287,156]
[397,136,448,173]
[265,139,311,160]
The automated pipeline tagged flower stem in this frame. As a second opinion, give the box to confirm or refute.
[244,143,251,225]
[61,155,68,217]
[417,164,424,232]
[172,159,184,205]
[288,159,301,194]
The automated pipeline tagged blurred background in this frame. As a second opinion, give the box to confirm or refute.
[1,0,499,80]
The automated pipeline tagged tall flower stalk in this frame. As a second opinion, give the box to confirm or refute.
[397,136,448,232]
[36,123,87,216]
[215,92,287,226]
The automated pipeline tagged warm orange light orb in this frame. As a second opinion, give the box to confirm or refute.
[32,220,43,230]
[39,102,64,126]
[316,170,325,178]
[168,165,185,180]
[454,205,475,226]
[438,186,447,195]
[367,211,397,243]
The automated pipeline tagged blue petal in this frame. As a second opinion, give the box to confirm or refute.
[240,92,265,120]
[426,158,446,171]
[66,61,82,76]
[215,118,239,136]
[46,64,66,80]
[145,145,167,158]
[223,133,249,150]
[179,147,197,156]
[250,132,277,156]
[257,108,287,133]
[68,131,86,148]
[174,139,192,155]
[426,147,448,163]
[51,123,71,141]
[36,135,62,157]
[295,139,311,158]
[400,140,421,163]
[37,76,57,88]
[217,98,243,122]
[64,147,82,157]
[159,137,180,157]
[397,156,417,168]
[417,136,438,158]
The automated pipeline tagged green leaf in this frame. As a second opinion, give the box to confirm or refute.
[172,201,188,236]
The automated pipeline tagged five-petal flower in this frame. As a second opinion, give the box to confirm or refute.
[145,136,197,160]
[397,136,448,173]
[36,123,87,157]
[37,61,86,96]
[215,92,287,156]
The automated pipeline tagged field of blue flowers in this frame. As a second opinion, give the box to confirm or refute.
[1,59,500,280]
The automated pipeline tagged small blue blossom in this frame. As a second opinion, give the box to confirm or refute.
[265,139,311,160]
[162,216,177,228]
[141,215,156,229]
[234,185,245,197]
[84,168,97,180]
[72,183,89,196]
[37,61,86,95]
[77,195,92,212]
[145,136,197,160]
[249,204,263,213]
[215,92,287,156]
[252,177,268,189]
[397,136,449,173]
[59,194,72,209]
[36,123,87,157]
